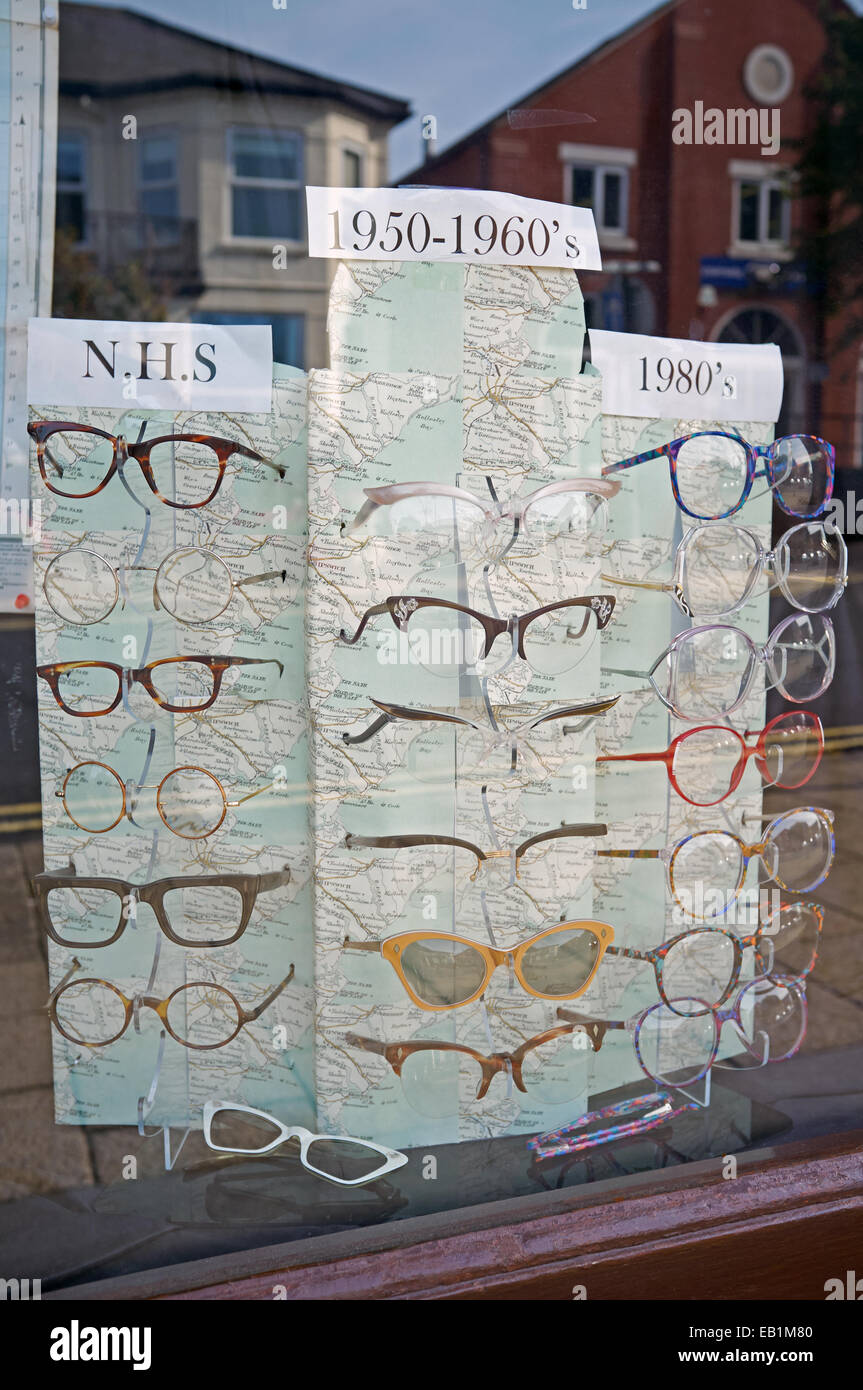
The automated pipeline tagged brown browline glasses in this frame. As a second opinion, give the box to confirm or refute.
[345,1020,605,1100]
[37,655,284,717]
[345,822,608,881]
[29,420,284,507]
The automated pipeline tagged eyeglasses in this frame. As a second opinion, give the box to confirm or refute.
[42,545,289,627]
[342,695,620,784]
[598,711,823,806]
[607,614,835,720]
[600,809,835,917]
[529,1090,699,1161]
[602,431,834,521]
[57,760,276,839]
[345,1020,592,1116]
[342,920,615,1010]
[48,960,294,1049]
[606,902,823,1013]
[339,594,616,678]
[29,420,284,507]
[344,821,608,887]
[33,862,291,947]
[558,975,808,1087]
[37,655,284,717]
[202,1101,408,1187]
[604,520,848,619]
[342,477,621,562]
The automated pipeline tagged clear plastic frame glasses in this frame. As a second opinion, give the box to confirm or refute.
[37,655,283,716]
[342,919,615,1010]
[340,593,616,678]
[33,862,292,948]
[57,760,277,840]
[42,545,289,627]
[342,476,621,562]
[342,694,619,783]
[603,431,834,521]
[604,520,847,619]
[597,710,824,806]
[48,961,295,1049]
[608,613,835,720]
[203,1102,408,1187]
[29,419,284,508]
[558,975,808,1087]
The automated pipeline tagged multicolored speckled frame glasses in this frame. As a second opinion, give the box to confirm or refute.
[558,975,808,1086]
[602,431,834,521]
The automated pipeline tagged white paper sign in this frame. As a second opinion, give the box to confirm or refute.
[27,319,273,411]
[589,330,783,424]
[306,186,602,270]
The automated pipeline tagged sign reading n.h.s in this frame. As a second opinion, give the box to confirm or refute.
[27,319,273,412]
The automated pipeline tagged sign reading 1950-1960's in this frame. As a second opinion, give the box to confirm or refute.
[306,187,602,270]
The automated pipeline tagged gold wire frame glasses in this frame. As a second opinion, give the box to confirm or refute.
[57,760,277,840]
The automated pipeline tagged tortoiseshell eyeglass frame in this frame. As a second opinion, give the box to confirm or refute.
[344,1019,602,1101]
[47,960,295,1050]
[32,861,292,947]
[339,594,616,660]
[28,420,284,507]
[36,655,284,717]
[344,822,608,882]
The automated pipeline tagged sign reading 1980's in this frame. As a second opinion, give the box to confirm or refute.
[306,187,602,270]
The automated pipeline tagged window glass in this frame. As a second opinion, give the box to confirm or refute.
[229,130,302,239]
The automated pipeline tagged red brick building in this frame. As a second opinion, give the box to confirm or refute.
[406,0,861,468]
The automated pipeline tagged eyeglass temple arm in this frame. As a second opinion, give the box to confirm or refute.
[597,749,666,765]
[344,698,470,746]
[345,831,481,858]
[603,665,649,680]
[345,1031,388,1057]
[342,938,381,953]
[341,497,378,534]
[235,445,286,480]
[343,712,392,746]
[224,656,285,674]
[602,445,668,477]
[234,568,288,588]
[242,964,295,1023]
[46,956,83,1006]
[339,602,390,645]
[597,849,661,860]
[600,573,691,615]
[530,695,620,730]
[255,865,292,892]
[556,1006,624,1050]
[227,781,276,807]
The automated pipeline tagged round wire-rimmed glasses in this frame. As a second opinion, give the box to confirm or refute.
[42,545,289,627]
[597,710,824,806]
[57,760,276,840]
[28,420,284,508]
[48,961,295,1049]
[36,655,284,717]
